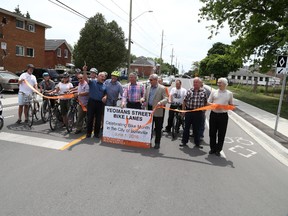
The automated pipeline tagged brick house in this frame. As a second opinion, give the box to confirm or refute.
[0,7,51,73]
[44,39,72,69]
[130,56,159,78]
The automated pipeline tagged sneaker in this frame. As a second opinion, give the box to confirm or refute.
[215,152,221,156]
[16,119,22,124]
[179,143,187,147]
[24,119,28,123]
[74,130,82,134]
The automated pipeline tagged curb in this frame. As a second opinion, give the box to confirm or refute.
[229,110,288,167]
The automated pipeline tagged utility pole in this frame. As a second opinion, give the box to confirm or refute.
[127,0,132,74]
[170,48,174,75]
[159,30,164,75]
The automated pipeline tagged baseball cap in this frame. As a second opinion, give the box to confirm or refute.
[27,64,35,69]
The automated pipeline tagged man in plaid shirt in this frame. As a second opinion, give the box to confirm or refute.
[121,72,145,109]
[181,77,208,148]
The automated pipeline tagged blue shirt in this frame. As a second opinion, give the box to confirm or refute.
[104,79,123,106]
[88,80,106,101]
[148,85,158,106]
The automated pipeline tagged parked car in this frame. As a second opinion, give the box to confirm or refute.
[182,74,192,79]
[162,77,173,86]
[0,71,19,92]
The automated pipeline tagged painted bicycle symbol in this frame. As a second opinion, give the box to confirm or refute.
[225,137,257,158]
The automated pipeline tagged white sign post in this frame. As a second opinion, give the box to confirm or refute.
[275,56,288,134]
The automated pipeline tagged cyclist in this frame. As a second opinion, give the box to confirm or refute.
[74,73,89,134]
[52,72,73,127]
[39,72,56,108]
[89,68,98,80]
[104,71,123,106]
[16,64,38,124]
[163,79,187,133]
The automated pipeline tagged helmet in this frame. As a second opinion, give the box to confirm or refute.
[27,64,34,69]
[111,71,120,77]
[42,72,49,77]
[63,72,69,78]
[75,68,81,73]
[89,68,98,73]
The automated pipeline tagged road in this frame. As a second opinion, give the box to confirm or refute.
[0,80,288,216]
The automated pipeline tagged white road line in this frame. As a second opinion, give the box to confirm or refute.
[4,115,14,119]
[0,132,68,150]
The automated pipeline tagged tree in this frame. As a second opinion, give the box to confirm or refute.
[73,13,127,73]
[198,0,288,72]
[14,5,25,17]
[199,43,242,79]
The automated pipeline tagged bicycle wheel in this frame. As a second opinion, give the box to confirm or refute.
[27,104,34,127]
[33,101,40,120]
[0,116,3,130]
[50,107,61,131]
[41,100,50,123]
[171,114,177,139]
[66,109,75,133]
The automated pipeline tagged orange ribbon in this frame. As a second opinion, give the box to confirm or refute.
[132,104,235,131]
[24,80,87,111]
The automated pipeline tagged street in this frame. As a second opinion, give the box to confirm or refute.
[0,80,288,216]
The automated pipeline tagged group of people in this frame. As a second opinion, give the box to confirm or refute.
[17,63,233,156]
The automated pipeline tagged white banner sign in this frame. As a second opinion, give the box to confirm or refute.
[103,106,153,148]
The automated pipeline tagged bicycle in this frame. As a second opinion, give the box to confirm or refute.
[25,93,40,127]
[40,93,53,123]
[171,103,185,139]
[66,97,78,133]
[0,90,4,130]
[49,98,63,131]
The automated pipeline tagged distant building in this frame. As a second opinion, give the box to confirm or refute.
[44,39,72,69]
[0,7,51,72]
[130,56,159,78]
[228,68,281,86]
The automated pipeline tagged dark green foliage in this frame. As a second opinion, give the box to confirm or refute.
[73,13,127,73]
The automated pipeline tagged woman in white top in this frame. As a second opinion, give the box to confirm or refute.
[53,72,73,126]
[207,77,233,156]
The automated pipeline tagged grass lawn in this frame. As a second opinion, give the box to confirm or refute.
[206,83,288,120]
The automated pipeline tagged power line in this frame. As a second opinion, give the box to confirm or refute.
[110,0,128,15]
[48,0,88,20]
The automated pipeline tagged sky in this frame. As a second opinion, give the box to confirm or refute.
[1,0,235,73]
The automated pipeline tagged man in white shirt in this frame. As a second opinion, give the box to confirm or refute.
[16,64,38,124]
[163,79,187,133]
[208,77,233,156]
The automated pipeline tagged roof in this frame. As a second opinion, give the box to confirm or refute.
[0,7,51,28]
[45,39,72,53]
[131,56,155,67]
[229,68,278,78]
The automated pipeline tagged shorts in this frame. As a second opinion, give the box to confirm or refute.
[18,92,32,106]
[60,99,70,116]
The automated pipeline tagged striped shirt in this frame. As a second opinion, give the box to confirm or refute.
[184,88,207,110]
[122,82,145,103]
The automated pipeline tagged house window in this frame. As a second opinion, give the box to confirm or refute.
[231,75,235,79]
[16,19,24,29]
[237,75,241,80]
[248,76,252,80]
[64,49,68,58]
[243,76,246,80]
[26,48,34,57]
[16,45,24,56]
[27,24,35,32]
[57,48,61,57]
[259,77,263,81]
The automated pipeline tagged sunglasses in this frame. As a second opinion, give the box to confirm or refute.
[78,77,83,80]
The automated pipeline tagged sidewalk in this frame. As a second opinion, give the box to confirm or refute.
[233,98,288,143]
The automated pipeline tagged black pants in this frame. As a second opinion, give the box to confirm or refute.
[209,111,228,152]
[127,102,142,109]
[148,105,164,145]
[166,104,180,130]
[182,111,202,145]
[87,99,104,136]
